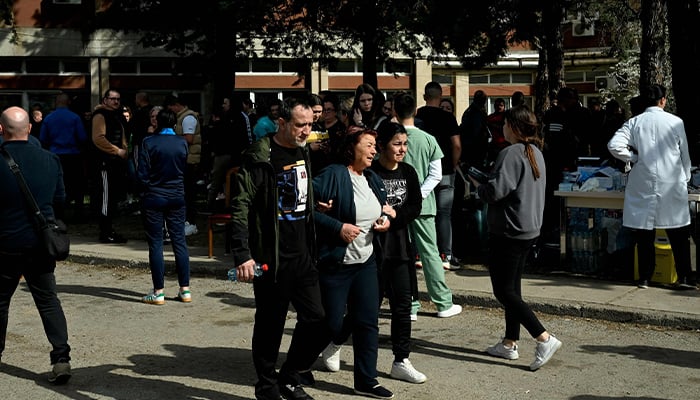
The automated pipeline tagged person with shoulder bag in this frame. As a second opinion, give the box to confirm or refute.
[0,106,73,384]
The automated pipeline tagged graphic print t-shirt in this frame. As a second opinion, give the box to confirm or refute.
[270,140,309,259]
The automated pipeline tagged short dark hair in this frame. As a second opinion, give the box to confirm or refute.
[157,108,177,130]
[103,88,119,99]
[641,84,666,105]
[163,94,182,107]
[424,81,443,100]
[279,97,309,121]
[392,92,416,120]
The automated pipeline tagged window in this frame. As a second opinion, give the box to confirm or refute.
[564,71,585,83]
[511,73,532,84]
[25,60,60,74]
[234,59,251,73]
[489,74,511,84]
[140,60,173,74]
[469,74,488,84]
[330,60,357,73]
[110,60,138,74]
[0,59,22,74]
[62,60,89,74]
[432,74,453,85]
[280,60,301,73]
[251,59,280,73]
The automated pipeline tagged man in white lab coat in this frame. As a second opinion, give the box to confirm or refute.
[608,84,696,290]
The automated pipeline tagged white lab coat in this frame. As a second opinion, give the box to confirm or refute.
[607,106,691,229]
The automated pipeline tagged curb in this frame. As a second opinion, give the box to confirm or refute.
[66,253,700,331]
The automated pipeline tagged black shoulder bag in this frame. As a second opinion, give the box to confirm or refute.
[0,148,70,261]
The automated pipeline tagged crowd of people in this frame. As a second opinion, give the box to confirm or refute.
[1,81,696,399]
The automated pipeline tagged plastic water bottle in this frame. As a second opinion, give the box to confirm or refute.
[227,263,268,282]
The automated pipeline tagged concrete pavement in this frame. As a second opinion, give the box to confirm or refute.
[66,230,700,330]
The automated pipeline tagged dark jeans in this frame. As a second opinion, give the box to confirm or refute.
[320,255,380,390]
[488,235,546,341]
[141,195,190,290]
[252,255,328,399]
[58,153,86,215]
[633,226,692,281]
[0,251,71,364]
[381,258,417,361]
[184,163,199,223]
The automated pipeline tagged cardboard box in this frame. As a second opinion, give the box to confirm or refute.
[634,231,678,284]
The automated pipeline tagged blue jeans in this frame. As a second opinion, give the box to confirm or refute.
[141,195,190,290]
[0,251,71,364]
[435,174,455,258]
[320,256,380,390]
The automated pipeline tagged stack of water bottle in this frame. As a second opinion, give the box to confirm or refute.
[568,207,604,274]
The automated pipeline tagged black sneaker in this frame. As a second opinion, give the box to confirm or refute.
[298,370,315,387]
[99,232,128,244]
[674,277,697,290]
[354,384,394,399]
[637,279,649,289]
[279,383,314,400]
[48,361,71,385]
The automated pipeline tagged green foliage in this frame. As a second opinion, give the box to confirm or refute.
[0,0,17,43]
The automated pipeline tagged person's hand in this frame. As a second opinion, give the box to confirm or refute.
[353,108,363,126]
[118,148,128,159]
[373,215,390,232]
[236,259,257,283]
[468,175,480,188]
[309,141,319,151]
[382,204,396,219]
[316,199,333,213]
[340,223,361,243]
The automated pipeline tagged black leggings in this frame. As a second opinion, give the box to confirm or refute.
[488,235,546,341]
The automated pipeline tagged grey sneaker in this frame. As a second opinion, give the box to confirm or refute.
[390,358,427,384]
[321,343,341,372]
[486,341,520,360]
[530,335,562,371]
[48,361,72,385]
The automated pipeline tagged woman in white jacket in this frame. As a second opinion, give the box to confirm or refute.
[608,84,695,290]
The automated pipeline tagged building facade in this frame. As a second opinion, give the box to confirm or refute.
[1,1,615,121]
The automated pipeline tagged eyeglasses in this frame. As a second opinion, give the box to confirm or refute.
[382,106,392,112]
[323,108,336,113]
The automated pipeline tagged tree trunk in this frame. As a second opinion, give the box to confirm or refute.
[667,0,700,163]
[361,31,379,90]
[639,0,667,87]
[543,1,564,102]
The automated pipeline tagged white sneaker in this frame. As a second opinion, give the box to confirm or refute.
[530,335,562,371]
[486,341,519,360]
[321,343,341,372]
[390,358,427,384]
[184,221,198,236]
[436,304,462,318]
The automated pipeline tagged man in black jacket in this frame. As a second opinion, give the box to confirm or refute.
[0,106,72,384]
